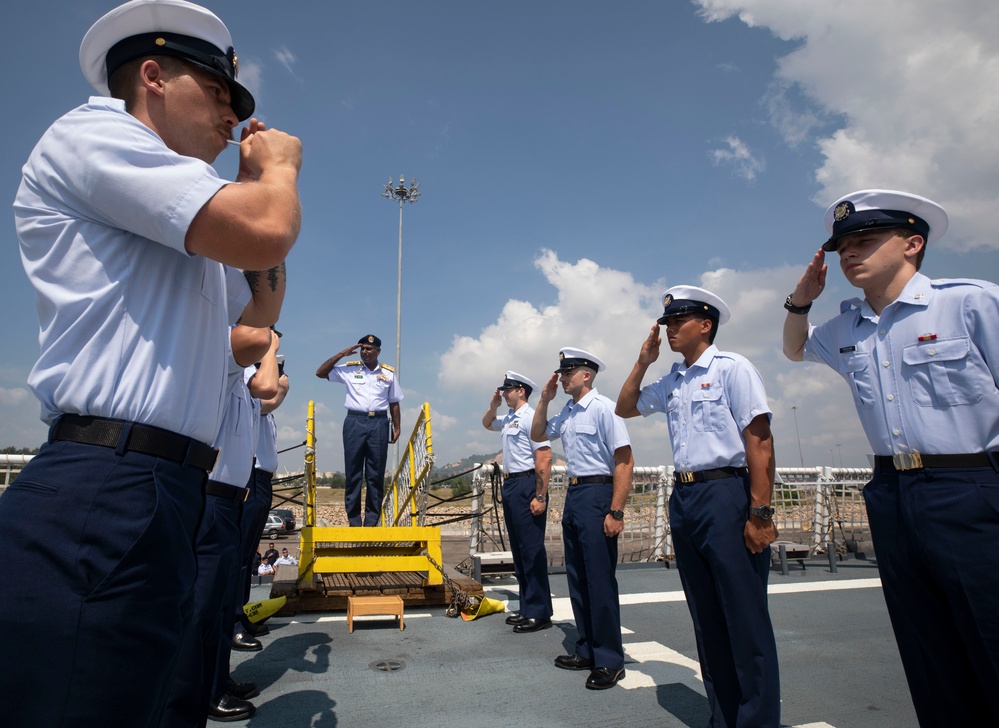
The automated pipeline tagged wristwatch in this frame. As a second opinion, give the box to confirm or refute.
[749,505,775,520]
[534,493,547,503]
[783,294,812,315]
[609,509,625,521]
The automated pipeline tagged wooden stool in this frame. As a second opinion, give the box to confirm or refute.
[347,595,405,633]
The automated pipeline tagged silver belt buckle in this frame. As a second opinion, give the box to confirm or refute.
[892,452,924,471]
[676,471,695,484]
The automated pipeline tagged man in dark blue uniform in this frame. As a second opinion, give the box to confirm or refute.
[784,189,999,725]
[1,1,301,725]
[531,348,633,690]
[618,285,780,727]
[317,335,403,526]
[482,371,554,632]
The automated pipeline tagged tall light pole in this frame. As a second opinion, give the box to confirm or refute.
[381,175,420,462]
[792,405,804,467]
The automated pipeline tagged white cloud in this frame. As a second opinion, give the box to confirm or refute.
[437,251,870,467]
[236,57,263,104]
[694,0,999,250]
[274,46,299,78]
[710,136,765,181]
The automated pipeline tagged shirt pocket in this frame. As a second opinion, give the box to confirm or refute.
[837,352,875,409]
[174,255,223,306]
[691,389,727,433]
[570,422,599,451]
[901,337,982,407]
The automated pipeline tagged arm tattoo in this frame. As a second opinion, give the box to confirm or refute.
[267,262,285,293]
[243,263,285,294]
[243,269,261,293]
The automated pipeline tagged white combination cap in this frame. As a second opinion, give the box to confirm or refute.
[822,189,948,251]
[80,0,254,120]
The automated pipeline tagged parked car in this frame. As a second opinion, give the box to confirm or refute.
[270,508,297,532]
[262,513,287,540]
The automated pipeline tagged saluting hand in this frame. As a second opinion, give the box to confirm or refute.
[791,248,827,307]
[490,389,503,409]
[540,373,559,403]
[639,324,662,366]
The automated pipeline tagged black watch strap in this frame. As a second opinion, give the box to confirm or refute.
[784,294,812,315]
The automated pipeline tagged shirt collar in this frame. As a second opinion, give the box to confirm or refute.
[673,345,719,375]
[573,388,599,409]
[842,272,932,319]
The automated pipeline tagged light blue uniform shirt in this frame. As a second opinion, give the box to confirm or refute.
[208,347,261,488]
[545,389,630,477]
[803,273,999,455]
[328,361,403,411]
[14,97,249,445]
[245,366,280,473]
[637,345,771,472]
[489,403,551,473]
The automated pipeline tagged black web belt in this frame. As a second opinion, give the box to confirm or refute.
[504,469,536,479]
[674,466,748,484]
[206,479,250,501]
[567,475,613,485]
[51,414,219,472]
[347,410,387,418]
[874,453,997,472]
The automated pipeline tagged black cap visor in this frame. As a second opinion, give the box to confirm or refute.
[106,32,255,121]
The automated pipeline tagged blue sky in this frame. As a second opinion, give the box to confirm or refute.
[3,0,998,475]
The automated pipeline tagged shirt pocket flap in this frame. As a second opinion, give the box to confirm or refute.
[691,388,723,402]
[837,352,869,374]
[575,423,598,436]
[902,337,970,366]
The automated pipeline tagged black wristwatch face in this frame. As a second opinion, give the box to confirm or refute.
[610,509,625,520]
[750,505,775,520]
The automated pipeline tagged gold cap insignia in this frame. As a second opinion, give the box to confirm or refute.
[663,294,673,307]
[833,201,854,221]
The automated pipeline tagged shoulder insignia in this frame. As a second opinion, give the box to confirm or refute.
[381,364,395,372]
[344,360,362,366]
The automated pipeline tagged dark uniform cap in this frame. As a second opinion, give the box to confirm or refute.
[657,285,731,326]
[822,189,948,252]
[80,0,255,121]
[555,347,605,373]
[497,370,538,397]
[358,334,381,348]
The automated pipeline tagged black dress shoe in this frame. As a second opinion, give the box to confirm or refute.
[225,677,260,700]
[208,693,256,722]
[504,613,524,626]
[513,617,552,633]
[247,622,270,637]
[231,632,263,652]
[586,667,626,690]
[554,654,595,671]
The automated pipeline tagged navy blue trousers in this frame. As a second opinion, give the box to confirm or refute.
[161,492,243,728]
[562,482,623,669]
[670,475,780,728]
[502,475,552,619]
[343,414,389,526]
[864,465,999,726]
[0,440,205,727]
[235,467,273,634]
